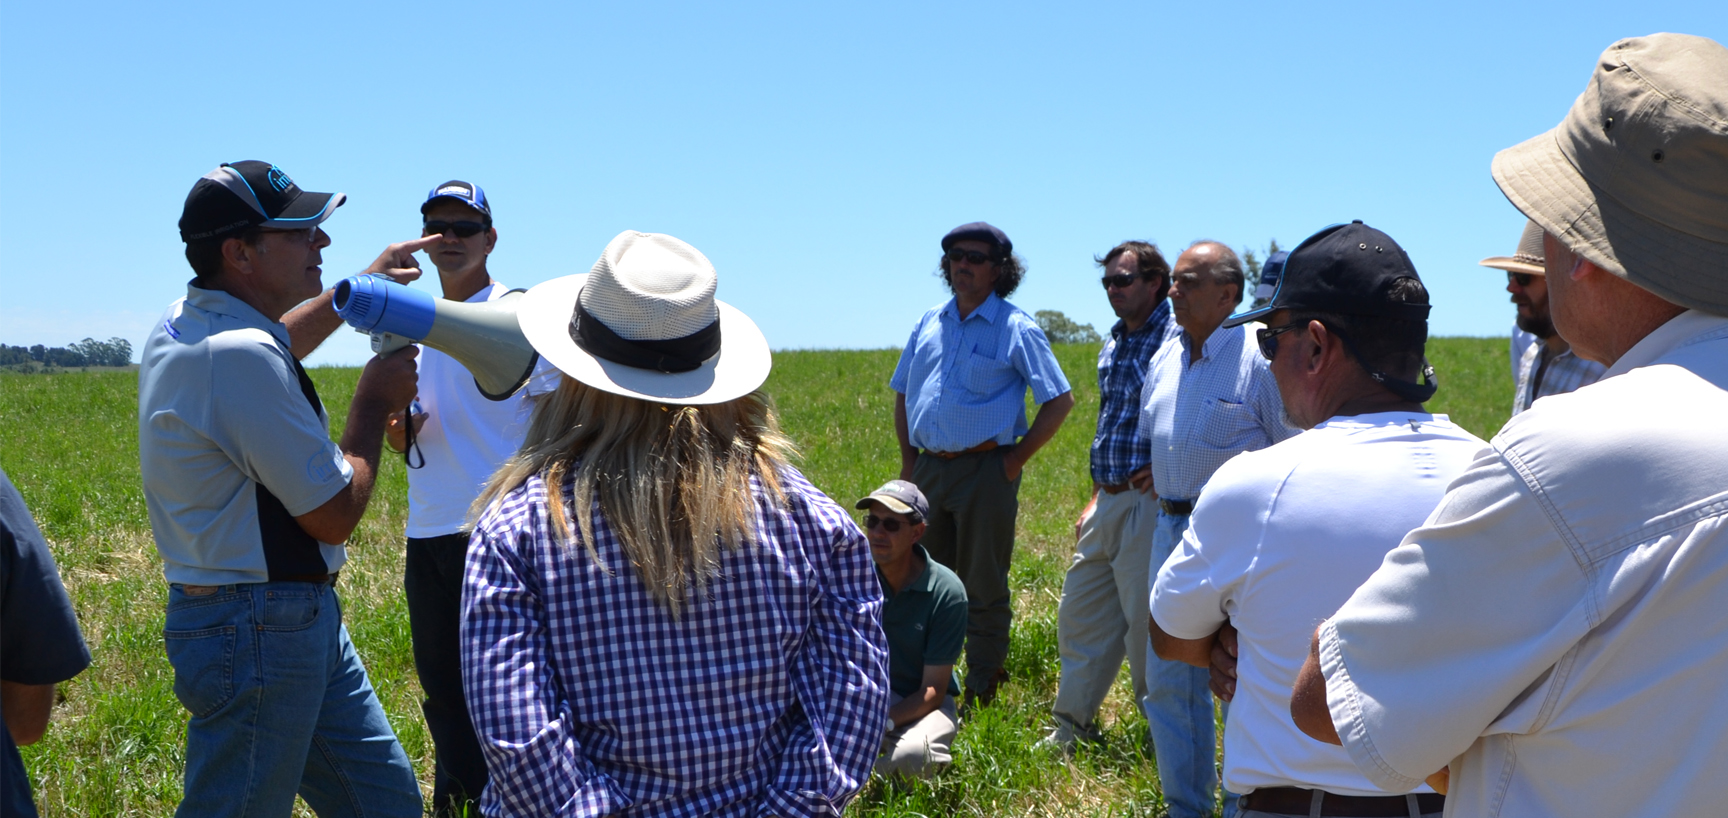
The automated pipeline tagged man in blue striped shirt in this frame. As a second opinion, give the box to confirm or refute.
[1139,240,1298,818]
[1043,241,1175,751]
[891,221,1075,708]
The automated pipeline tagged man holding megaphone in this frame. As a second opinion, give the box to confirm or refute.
[380,180,556,816]
[140,160,438,817]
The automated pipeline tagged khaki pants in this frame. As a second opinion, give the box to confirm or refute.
[913,447,1020,694]
[1051,488,1157,733]
[876,693,958,778]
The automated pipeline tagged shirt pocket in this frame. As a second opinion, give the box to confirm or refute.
[1194,398,1261,451]
[961,348,1013,396]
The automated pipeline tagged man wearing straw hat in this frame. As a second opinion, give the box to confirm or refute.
[1479,220,1604,414]
[1294,33,1728,816]
[461,231,890,817]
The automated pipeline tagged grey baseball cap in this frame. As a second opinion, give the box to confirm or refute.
[855,480,929,519]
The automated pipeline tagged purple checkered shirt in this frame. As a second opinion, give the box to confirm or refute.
[462,466,890,818]
[1091,301,1174,485]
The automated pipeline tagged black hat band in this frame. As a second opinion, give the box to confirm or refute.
[570,300,721,374]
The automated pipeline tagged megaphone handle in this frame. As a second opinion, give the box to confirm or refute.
[402,400,426,470]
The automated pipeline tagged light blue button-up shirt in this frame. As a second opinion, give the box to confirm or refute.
[1137,323,1296,502]
[890,293,1071,453]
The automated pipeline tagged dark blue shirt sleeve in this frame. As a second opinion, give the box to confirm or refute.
[0,468,91,686]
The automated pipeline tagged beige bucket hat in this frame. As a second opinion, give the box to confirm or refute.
[1491,33,1728,315]
[1479,220,1547,276]
[517,231,771,405]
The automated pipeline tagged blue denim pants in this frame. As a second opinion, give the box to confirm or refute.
[1145,511,1222,818]
[163,581,421,818]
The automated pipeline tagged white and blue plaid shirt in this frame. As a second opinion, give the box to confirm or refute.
[891,293,1072,452]
[1512,336,1606,416]
[1091,302,1175,485]
[462,466,889,818]
[1138,323,1298,502]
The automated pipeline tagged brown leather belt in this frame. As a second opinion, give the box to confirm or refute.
[1159,498,1194,515]
[1240,788,1443,817]
[1099,482,1134,495]
[922,440,999,460]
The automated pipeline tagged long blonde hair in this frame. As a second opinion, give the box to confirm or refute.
[472,376,798,611]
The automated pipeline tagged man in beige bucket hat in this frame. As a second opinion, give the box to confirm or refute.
[1479,220,1604,414]
[1293,33,1728,817]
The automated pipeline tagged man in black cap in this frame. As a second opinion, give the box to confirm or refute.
[889,222,1074,708]
[384,180,556,815]
[140,161,436,817]
[1152,221,1470,818]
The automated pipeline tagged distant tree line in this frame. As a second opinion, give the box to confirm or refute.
[0,337,134,368]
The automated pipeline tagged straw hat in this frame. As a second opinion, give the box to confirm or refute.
[1491,33,1728,314]
[1478,220,1546,277]
[517,231,771,405]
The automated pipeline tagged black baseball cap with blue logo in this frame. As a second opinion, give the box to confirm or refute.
[421,180,491,221]
[179,160,346,242]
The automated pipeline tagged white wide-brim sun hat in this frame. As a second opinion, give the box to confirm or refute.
[517,230,771,405]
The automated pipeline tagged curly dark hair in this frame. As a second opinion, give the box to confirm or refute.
[937,251,1027,299]
[1095,241,1171,302]
[1287,277,1432,387]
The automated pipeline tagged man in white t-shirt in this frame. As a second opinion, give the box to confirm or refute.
[1152,221,1472,818]
[1292,34,1728,817]
[385,180,556,815]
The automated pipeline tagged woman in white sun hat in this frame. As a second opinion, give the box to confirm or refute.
[458,230,889,817]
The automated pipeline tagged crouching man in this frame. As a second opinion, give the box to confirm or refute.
[857,480,967,778]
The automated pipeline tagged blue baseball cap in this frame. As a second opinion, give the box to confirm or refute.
[856,480,929,520]
[421,180,491,220]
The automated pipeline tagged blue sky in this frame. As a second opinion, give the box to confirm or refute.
[2,1,1722,366]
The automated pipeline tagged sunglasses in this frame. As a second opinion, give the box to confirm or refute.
[946,248,994,265]
[1507,271,1537,288]
[423,220,490,239]
[258,226,318,246]
[863,514,907,533]
[1100,273,1143,290]
[1256,322,1305,361]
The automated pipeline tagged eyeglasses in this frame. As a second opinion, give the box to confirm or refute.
[1506,271,1537,288]
[946,248,994,265]
[863,514,906,533]
[423,220,490,239]
[1100,273,1143,290]
[1256,322,1305,361]
[258,226,318,246]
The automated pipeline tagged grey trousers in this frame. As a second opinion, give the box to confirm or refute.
[913,447,1020,694]
[1051,488,1157,733]
[876,693,958,778]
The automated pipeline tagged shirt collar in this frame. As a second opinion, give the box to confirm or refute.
[942,292,1002,324]
[1603,310,1728,378]
[185,281,292,348]
[877,543,938,597]
[1180,321,1241,362]
[1111,300,1172,342]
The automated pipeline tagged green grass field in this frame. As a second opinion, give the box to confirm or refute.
[0,338,1510,817]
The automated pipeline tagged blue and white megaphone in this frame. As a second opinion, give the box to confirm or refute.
[332,274,539,400]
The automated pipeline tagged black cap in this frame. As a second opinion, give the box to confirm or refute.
[941,221,1012,256]
[421,180,492,220]
[179,161,345,242]
[1224,221,1430,328]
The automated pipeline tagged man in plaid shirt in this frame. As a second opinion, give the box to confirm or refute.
[1042,241,1175,751]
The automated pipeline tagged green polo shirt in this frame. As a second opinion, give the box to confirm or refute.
[877,543,967,698]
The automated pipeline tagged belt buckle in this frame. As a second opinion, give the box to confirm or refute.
[181,584,220,597]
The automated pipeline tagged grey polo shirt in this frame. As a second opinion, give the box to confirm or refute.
[139,284,353,585]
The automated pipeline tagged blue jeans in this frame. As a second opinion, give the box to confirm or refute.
[1145,511,1221,818]
[163,581,421,818]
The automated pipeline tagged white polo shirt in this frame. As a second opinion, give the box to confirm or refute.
[405,281,559,539]
[139,284,354,585]
[1152,411,1483,796]
[1319,311,1728,817]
